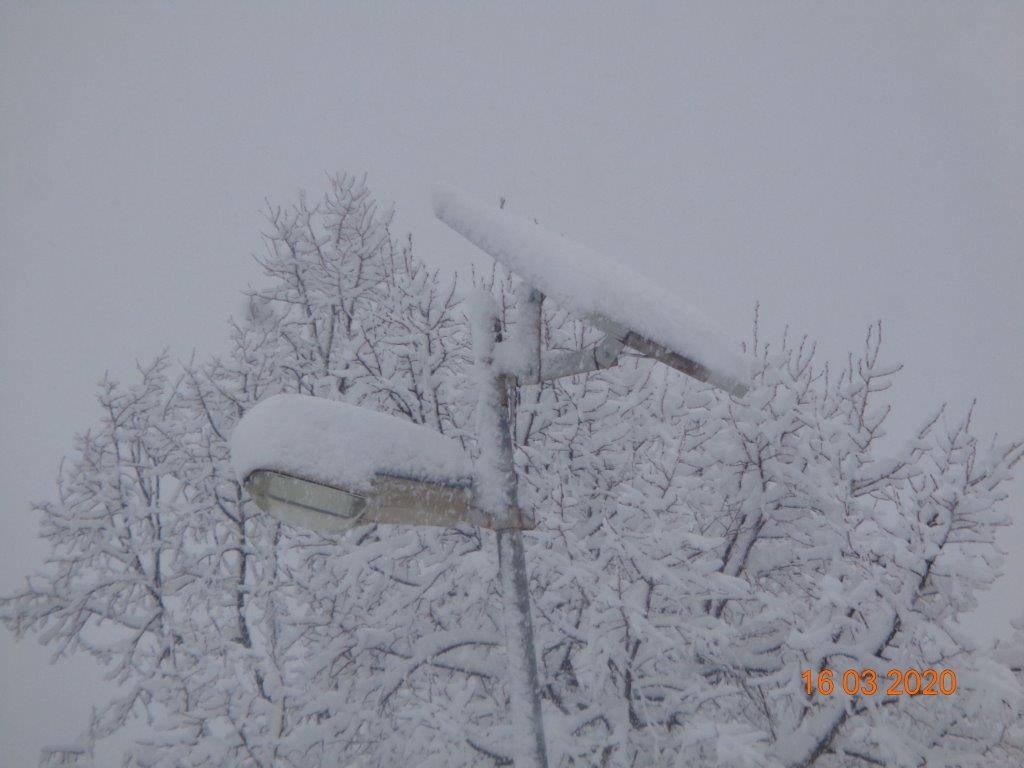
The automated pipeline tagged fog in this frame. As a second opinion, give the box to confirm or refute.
[2,3,1021,763]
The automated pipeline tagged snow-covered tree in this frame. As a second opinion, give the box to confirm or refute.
[3,176,1021,767]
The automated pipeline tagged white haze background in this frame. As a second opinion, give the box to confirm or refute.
[1,2,1022,763]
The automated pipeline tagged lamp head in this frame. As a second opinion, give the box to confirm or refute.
[433,184,750,396]
[231,395,491,532]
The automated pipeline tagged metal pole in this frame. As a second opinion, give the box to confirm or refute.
[470,292,549,768]
[496,528,548,768]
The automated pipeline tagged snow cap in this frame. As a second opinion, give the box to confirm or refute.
[432,184,749,393]
[230,394,473,492]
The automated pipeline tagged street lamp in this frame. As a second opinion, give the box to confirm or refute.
[231,394,491,533]
[432,185,751,768]
[230,185,749,768]
[432,184,749,396]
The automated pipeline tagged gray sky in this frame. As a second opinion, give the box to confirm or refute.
[2,2,1022,763]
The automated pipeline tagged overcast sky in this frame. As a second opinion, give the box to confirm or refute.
[2,2,1022,763]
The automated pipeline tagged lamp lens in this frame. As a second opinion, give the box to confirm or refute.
[246,470,367,533]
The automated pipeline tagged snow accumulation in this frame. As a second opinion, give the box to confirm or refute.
[433,184,750,392]
[230,394,473,491]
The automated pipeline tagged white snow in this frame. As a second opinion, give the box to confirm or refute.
[432,184,750,392]
[230,394,473,491]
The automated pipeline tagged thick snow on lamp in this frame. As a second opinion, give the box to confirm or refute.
[230,394,485,533]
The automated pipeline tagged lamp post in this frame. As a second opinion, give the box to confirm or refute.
[230,185,749,768]
[468,288,549,768]
[432,186,750,768]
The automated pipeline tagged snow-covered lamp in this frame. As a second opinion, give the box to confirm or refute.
[432,184,750,396]
[231,395,488,533]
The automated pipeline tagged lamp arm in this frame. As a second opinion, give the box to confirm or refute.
[531,334,624,383]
